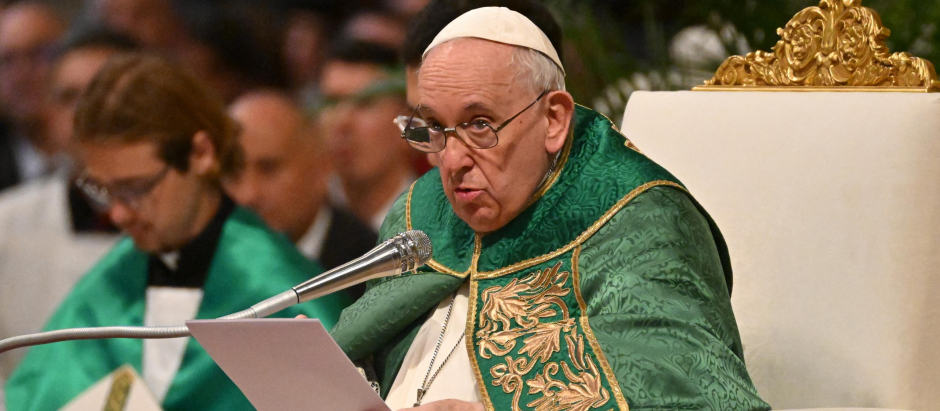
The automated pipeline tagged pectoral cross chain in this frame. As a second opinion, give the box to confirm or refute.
[414,388,427,407]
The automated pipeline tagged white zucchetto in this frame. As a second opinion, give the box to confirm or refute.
[422,6,565,75]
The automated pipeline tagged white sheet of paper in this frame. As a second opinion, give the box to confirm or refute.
[188,319,390,411]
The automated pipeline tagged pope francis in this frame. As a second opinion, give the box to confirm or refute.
[330,6,771,411]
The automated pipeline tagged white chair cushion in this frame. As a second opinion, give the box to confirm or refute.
[622,91,940,410]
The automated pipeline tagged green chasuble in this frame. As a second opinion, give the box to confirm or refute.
[331,106,770,410]
[5,208,352,411]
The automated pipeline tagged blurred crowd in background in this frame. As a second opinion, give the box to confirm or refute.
[2,0,936,198]
[0,0,933,305]
[0,0,726,274]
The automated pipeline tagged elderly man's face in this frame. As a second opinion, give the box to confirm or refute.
[419,39,567,232]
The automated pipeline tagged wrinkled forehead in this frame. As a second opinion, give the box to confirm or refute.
[417,38,520,116]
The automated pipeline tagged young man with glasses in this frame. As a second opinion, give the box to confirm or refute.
[330,7,769,411]
[5,54,352,411]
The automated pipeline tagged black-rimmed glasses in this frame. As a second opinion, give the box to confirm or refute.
[400,90,549,153]
[76,165,171,211]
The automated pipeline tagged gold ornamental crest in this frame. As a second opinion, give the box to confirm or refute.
[697,0,940,91]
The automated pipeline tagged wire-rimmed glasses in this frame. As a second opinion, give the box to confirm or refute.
[76,165,171,211]
[399,90,548,153]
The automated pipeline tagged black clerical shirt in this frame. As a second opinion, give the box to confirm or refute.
[147,196,235,289]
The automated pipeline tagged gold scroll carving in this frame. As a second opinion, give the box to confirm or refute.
[696,0,940,92]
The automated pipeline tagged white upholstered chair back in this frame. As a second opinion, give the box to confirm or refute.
[621,91,940,410]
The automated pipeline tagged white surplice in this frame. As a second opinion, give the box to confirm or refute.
[385,283,481,409]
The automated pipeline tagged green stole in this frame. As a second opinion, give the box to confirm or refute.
[6,208,352,411]
[331,106,748,410]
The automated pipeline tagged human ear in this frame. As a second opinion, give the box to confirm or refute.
[189,131,217,176]
[544,91,575,154]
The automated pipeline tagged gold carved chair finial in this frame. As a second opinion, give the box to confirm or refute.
[696,0,940,92]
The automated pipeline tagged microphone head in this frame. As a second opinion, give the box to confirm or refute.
[389,230,433,272]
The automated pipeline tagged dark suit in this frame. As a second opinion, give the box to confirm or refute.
[319,207,378,270]
[319,207,377,300]
[0,119,21,192]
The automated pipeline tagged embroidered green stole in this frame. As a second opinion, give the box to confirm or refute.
[6,208,352,411]
[332,106,768,410]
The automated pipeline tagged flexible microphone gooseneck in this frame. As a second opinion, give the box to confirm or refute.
[0,230,432,355]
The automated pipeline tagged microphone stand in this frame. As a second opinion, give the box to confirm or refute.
[0,291,298,355]
[0,230,431,355]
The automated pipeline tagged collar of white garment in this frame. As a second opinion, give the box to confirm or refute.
[296,205,333,260]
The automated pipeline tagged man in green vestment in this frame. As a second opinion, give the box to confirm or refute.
[330,7,771,411]
[5,54,351,411]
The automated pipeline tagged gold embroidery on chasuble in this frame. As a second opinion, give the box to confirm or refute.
[104,367,135,411]
[471,259,624,411]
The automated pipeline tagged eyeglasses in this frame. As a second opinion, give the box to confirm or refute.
[76,165,171,211]
[400,90,549,153]
[393,114,426,132]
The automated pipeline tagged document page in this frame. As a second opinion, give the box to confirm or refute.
[188,318,390,411]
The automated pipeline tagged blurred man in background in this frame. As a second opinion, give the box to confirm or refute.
[282,4,333,108]
[342,10,407,50]
[45,27,137,155]
[89,0,287,103]
[226,91,377,274]
[87,0,186,53]
[0,3,66,191]
[385,0,432,20]
[5,54,350,411]
[319,39,415,230]
[0,26,135,389]
[175,2,289,103]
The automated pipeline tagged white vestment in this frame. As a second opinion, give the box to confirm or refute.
[0,175,118,384]
[385,283,481,409]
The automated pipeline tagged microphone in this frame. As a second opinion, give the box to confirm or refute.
[247,229,433,318]
[0,230,432,355]
[294,229,432,302]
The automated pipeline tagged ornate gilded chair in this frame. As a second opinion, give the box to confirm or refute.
[621,1,939,409]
